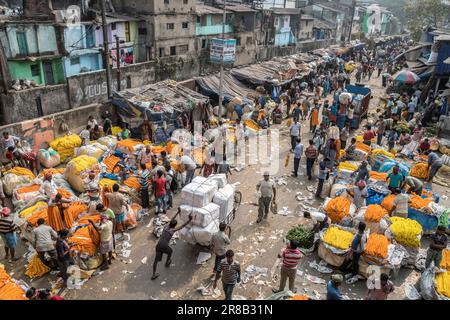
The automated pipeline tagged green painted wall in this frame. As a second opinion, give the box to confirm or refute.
[8,58,65,85]
[8,60,43,83]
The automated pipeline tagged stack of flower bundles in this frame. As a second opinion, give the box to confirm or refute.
[436,271,450,298]
[371,148,394,159]
[364,204,388,223]
[97,135,118,149]
[324,196,353,223]
[0,265,27,300]
[364,234,390,262]
[2,167,35,196]
[369,171,388,181]
[322,226,354,250]
[409,195,433,211]
[75,142,109,159]
[381,194,396,213]
[389,217,422,248]
[50,134,82,162]
[102,155,120,173]
[116,139,144,154]
[338,162,358,172]
[13,183,41,204]
[18,201,48,219]
[409,163,429,179]
[441,249,450,271]
[69,221,100,257]
[25,254,51,279]
[64,155,99,192]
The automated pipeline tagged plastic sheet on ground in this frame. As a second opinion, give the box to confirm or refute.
[308,260,333,274]
[243,265,268,284]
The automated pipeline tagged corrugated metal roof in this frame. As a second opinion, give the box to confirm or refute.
[195,5,224,15]
[272,8,302,15]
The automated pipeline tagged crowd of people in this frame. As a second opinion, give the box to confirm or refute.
[0,36,448,301]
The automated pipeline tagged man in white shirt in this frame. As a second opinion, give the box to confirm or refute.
[290,121,301,151]
[80,125,91,146]
[39,172,57,199]
[87,116,98,129]
[304,211,330,232]
[181,154,197,185]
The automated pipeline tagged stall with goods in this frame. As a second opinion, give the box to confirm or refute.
[113,80,209,145]
[318,225,355,267]
[49,134,82,162]
[409,163,429,179]
[37,147,61,168]
[407,198,449,233]
[370,149,394,171]
[64,155,99,192]
[354,205,390,235]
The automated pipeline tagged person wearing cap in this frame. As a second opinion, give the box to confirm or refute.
[39,172,57,199]
[347,180,368,208]
[256,171,276,224]
[0,207,19,262]
[89,215,113,270]
[386,165,404,192]
[327,274,344,300]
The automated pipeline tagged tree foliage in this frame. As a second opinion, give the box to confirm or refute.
[404,0,450,40]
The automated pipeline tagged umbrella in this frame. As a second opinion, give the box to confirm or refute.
[392,69,420,84]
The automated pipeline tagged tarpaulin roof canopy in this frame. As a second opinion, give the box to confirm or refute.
[195,72,257,105]
[230,60,305,87]
[112,80,208,121]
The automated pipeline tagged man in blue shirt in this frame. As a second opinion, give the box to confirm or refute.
[340,222,367,277]
[292,138,304,177]
[327,274,344,300]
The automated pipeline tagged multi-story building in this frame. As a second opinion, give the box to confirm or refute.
[112,0,197,58]
[0,20,65,85]
[310,3,345,41]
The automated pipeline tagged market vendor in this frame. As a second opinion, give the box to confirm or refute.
[386,165,404,192]
[344,137,357,160]
[340,222,367,279]
[138,145,153,167]
[418,138,431,154]
[303,211,330,233]
[84,171,100,204]
[88,215,113,271]
[427,151,443,183]
[347,180,368,208]
[353,161,369,182]
[391,188,409,218]
[404,176,424,195]
[425,226,448,269]
[39,172,58,199]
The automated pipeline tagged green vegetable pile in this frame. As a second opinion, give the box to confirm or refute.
[286,225,314,249]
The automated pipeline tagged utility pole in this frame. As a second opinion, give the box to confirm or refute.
[218,0,226,121]
[100,0,112,99]
[115,35,121,91]
[348,0,356,42]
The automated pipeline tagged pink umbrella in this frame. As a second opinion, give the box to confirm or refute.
[392,69,420,84]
